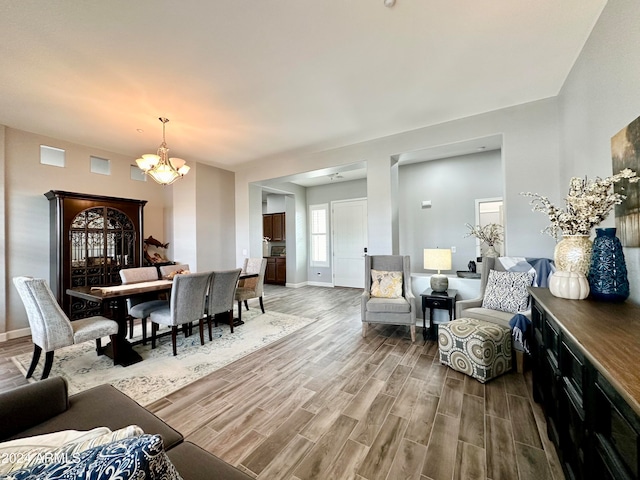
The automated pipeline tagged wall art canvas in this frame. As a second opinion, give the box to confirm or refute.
[611,115,640,247]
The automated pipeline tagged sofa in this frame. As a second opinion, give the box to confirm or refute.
[0,377,251,480]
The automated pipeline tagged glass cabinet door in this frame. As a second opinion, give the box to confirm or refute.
[70,207,136,288]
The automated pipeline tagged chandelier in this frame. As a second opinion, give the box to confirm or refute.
[135,117,190,185]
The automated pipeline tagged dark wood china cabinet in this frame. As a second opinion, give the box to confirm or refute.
[45,191,146,319]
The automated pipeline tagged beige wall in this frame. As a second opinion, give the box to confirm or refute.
[1,126,237,338]
[195,163,236,271]
[0,126,6,338]
[172,161,198,269]
[2,128,165,336]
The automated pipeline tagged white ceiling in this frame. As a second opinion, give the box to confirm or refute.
[1,1,606,175]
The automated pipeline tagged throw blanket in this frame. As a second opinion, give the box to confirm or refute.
[509,313,531,354]
[526,257,554,287]
[498,257,555,354]
[497,257,555,287]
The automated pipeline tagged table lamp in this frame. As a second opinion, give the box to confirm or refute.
[424,248,452,293]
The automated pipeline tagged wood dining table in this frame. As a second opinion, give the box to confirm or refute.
[66,273,259,366]
[67,280,173,366]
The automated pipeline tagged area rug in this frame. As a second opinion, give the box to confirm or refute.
[11,309,315,406]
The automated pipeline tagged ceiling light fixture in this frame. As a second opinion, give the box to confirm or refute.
[135,117,190,185]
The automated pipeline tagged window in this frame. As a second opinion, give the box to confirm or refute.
[310,203,329,267]
[40,145,65,167]
[90,156,110,175]
[130,165,147,182]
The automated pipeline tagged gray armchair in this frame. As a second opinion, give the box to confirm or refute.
[456,256,553,372]
[455,257,515,324]
[361,255,416,342]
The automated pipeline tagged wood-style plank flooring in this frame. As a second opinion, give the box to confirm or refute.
[0,285,564,480]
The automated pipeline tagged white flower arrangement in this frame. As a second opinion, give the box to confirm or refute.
[263,236,270,244]
[464,223,503,246]
[521,168,639,239]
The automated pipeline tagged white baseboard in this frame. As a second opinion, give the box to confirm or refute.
[306,281,334,288]
[0,327,31,343]
[267,281,335,288]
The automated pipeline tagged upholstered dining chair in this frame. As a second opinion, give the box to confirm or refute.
[361,255,416,342]
[13,276,119,380]
[149,271,211,356]
[119,266,168,344]
[159,263,191,279]
[206,268,242,336]
[235,258,267,323]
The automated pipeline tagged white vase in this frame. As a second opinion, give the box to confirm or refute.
[484,245,499,258]
[549,271,590,300]
[263,242,270,257]
[553,235,592,276]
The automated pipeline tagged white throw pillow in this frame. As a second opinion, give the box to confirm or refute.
[482,270,534,314]
[0,427,111,453]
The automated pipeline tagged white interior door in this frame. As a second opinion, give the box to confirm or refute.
[332,199,367,288]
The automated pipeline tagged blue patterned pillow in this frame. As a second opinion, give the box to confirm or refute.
[2,434,182,480]
[482,270,534,314]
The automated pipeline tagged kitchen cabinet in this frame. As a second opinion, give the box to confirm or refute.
[263,213,285,241]
[263,214,272,241]
[530,288,640,480]
[265,257,286,285]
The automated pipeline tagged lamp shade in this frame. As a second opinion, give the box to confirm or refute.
[423,248,452,273]
[424,248,452,293]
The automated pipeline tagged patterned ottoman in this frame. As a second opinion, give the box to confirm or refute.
[438,317,512,383]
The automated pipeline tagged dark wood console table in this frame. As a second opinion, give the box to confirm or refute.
[530,287,640,479]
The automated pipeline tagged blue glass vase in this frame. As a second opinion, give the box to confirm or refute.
[588,228,629,302]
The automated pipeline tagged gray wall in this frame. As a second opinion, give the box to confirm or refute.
[235,97,561,270]
[399,151,502,273]
[558,0,640,304]
[253,182,309,287]
[265,194,286,214]
[306,179,368,205]
[306,179,367,284]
